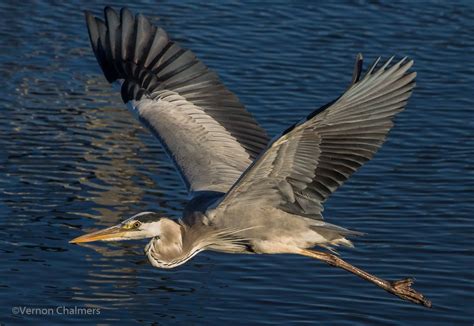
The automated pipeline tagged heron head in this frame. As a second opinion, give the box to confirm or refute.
[69,212,170,243]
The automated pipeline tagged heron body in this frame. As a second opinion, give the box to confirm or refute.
[71,7,431,307]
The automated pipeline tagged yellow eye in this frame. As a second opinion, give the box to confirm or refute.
[133,221,141,229]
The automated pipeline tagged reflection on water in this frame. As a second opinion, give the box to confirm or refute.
[1,0,473,325]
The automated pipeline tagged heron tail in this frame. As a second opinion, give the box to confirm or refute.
[310,222,364,252]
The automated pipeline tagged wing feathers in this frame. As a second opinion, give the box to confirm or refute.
[215,56,415,221]
[85,7,269,195]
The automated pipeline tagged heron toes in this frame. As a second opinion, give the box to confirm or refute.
[391,277,414,288]
[389,277,432,308]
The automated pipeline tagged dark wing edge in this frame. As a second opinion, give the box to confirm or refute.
[84,7,270,194]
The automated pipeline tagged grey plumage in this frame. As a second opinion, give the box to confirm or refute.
[214,56,415,222]
[72,7,432,308]
[81,4,417,255]
[85,7,269,195]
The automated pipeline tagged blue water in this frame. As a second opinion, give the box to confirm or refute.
[1,1,473,324]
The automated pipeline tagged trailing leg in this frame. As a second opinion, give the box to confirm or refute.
[298,249,431,308]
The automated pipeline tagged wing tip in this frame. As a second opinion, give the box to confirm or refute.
[84,10,96,34]
[104,5,115,13]
[360,55,416,85]
[84,10,100,63]
[120,7,133,16]
[350,52,364,86]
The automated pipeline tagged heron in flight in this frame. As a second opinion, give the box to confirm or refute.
[70,7,431,307]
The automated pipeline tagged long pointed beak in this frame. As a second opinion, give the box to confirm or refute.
[69,225,126,244]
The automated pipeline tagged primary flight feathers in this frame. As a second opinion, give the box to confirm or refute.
[85,7,269,194]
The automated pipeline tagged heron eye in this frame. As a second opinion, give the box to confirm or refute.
[133,221,141,229]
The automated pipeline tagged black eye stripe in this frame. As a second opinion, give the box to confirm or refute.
[134,213,161,223]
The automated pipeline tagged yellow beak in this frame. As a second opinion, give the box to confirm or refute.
[69,225,126,244]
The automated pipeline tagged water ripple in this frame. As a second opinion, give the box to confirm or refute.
[0,0,473,325]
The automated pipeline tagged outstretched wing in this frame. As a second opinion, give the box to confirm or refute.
[84,7,269,195]
[215,56,416,220]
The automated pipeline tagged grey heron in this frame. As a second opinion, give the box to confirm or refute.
[70,7,431,307]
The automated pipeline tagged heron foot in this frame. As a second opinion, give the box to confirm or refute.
[388,277,432,308]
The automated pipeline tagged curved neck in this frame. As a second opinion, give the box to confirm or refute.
[144,219,207,269]
[143,218,249,268]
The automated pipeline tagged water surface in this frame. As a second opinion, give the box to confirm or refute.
[1,1,473,324]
